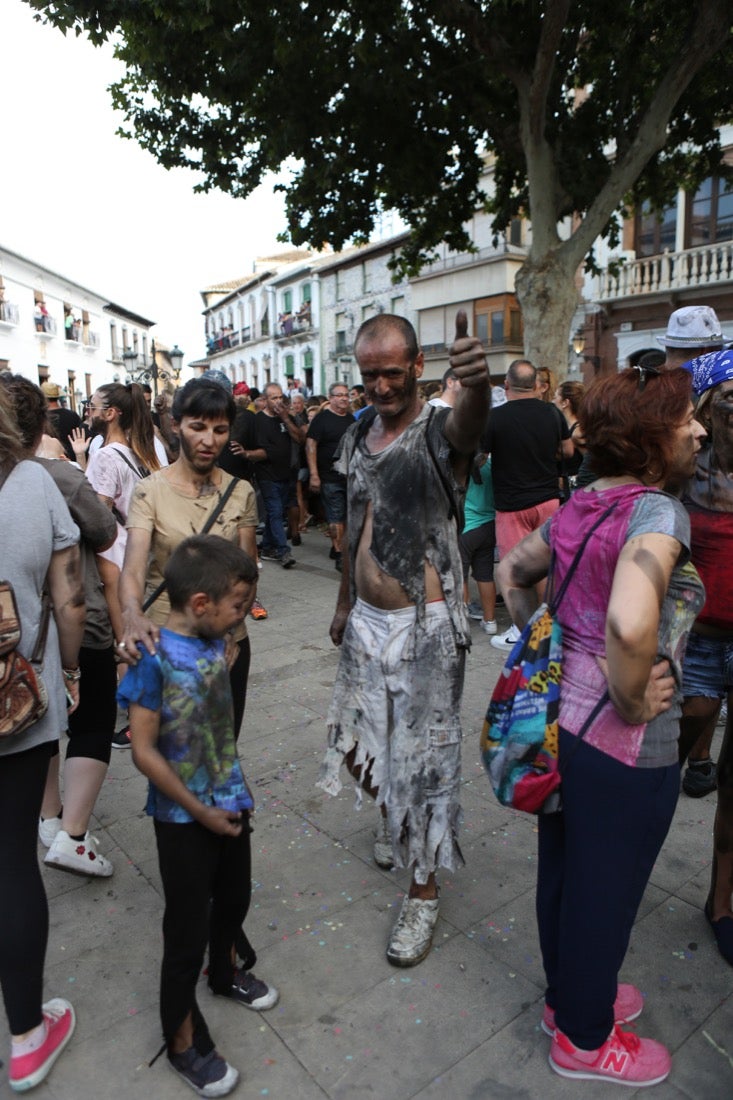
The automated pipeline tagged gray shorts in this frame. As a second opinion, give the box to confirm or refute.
[317,598,466,884]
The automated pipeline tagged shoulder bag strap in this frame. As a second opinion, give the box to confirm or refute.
[111,446,149,480]
[198,477,238,536]
[141,477,239,613]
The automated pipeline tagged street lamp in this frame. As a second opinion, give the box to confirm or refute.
[121,339,185,395]
[168,345,184,380]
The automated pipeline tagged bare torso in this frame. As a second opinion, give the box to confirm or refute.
[353,414,446,610]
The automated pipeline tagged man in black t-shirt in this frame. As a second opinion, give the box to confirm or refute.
[306,383,354,570]
[244,383,306,568]
[484,359,573,650]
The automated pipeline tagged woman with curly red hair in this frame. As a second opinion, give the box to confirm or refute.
[497,367,706,1087]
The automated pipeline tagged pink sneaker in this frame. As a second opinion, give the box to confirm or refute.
[549,1024,671,1087]
[9,998,75,1092]
[541,982,644,1036]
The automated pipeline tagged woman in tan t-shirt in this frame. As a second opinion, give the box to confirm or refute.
[119,379,258,739]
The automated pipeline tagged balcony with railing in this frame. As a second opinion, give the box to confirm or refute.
[83,330,100,350]
[414,237,525,280]
[65,321,82,346]
[276,304,313,341]
[34,315,57,337]
[205,323,258,355]
[597,240,733,302]
[0,302,19,327]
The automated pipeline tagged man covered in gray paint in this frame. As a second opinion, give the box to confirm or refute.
[317,312,490,967]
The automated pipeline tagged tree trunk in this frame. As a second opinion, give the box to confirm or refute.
[514,251,580,380]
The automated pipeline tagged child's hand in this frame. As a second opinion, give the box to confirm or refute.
[199,807,243,836]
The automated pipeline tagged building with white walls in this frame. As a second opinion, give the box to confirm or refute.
[0,245,155,412]
[198,251,316,392]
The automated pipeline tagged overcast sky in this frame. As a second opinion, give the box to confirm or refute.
[0,1,289,364]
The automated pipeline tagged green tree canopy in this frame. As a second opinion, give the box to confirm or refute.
[27,0,733,372]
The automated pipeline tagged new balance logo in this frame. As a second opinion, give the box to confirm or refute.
[601,1049,629,1074]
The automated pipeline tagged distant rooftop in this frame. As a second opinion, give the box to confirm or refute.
[201,276,252,294]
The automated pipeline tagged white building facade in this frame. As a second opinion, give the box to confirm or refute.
[198,251,319,393]
[317,236,413,390]
[0,245,154,411]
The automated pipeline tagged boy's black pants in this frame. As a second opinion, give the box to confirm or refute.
[154,816,252,1053]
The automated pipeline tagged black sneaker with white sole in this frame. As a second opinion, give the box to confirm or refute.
[220,968,279,1011]
[167,1046,239,1098]
[111,726,131,749]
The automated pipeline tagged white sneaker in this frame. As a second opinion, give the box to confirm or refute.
[481,619,498,635]
[45,830,113,877]
[386,895,439,967]
[373,816,394,869]
[490,625,521,651]
[38,815,62,849]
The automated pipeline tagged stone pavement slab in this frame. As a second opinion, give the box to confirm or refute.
[1,532,732,1098]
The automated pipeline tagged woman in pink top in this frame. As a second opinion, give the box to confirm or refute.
[497,368,705,1088]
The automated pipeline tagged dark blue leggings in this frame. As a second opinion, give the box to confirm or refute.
[536,728,679,1049]
[0,741,53,1034]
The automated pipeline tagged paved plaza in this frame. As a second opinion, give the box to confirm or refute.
[2,530,733,1100]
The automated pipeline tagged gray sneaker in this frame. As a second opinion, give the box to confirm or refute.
[386,895,439,967]
[168,1047,239,1098]
[280,549,295,569]
[373,817,394,869]
[465,601,483,621]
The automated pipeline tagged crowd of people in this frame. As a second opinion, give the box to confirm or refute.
[0,301,731,1094]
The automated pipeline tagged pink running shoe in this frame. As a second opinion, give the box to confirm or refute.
[9,998,76,1092]
[549,1024,671,1087]
[541,983,644,1036]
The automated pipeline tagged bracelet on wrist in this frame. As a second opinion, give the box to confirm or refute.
[62,667,81,682]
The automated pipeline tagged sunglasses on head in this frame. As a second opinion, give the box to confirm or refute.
[632,364,661,393]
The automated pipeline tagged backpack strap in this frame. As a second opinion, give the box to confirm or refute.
[549,501,620,614]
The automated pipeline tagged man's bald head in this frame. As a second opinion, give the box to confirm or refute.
[506,359,537,394]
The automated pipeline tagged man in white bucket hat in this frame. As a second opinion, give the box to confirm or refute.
[659,305,725,368]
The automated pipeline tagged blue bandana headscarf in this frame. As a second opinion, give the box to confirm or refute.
[683,349,733,396]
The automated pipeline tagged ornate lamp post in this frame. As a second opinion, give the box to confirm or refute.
[121,339,185,395]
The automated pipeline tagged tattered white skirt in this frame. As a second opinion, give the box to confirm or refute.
[317,598,466,884]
